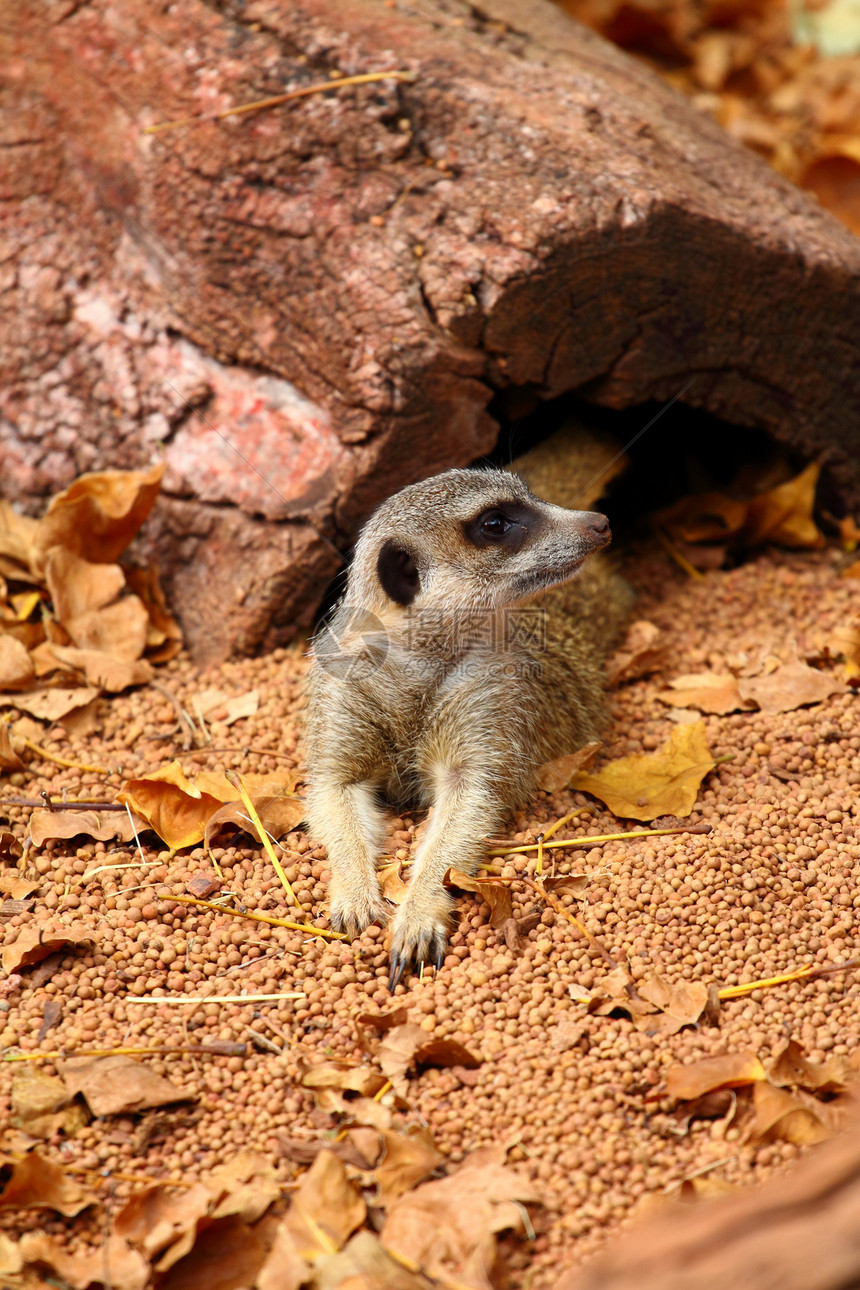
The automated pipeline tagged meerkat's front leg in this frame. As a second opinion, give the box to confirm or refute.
[388,760,508,989]
[305,777,389,937]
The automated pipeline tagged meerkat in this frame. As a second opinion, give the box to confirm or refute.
[305,426,632,988]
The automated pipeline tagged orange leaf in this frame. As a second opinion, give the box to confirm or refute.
[32,463,165,570]
[666,1051,767,1100]
[0,1151,97,1217]
[116,760,231,849]
[743,462,824,549]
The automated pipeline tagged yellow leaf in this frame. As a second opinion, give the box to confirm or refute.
[571,720,716,821]
[743,462,824,548]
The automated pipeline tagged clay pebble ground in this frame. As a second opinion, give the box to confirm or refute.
[1,539,859,1286]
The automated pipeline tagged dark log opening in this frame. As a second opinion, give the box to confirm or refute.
[485,390,807,538]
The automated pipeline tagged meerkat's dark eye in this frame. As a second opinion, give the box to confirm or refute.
[464,502,539,550]
[480,510,512,538]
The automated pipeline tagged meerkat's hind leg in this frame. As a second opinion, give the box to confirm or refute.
[305,778,390,937]
[388,762,506,990]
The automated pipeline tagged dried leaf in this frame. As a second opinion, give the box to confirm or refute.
[373,1128,444,1203]
[275,1134,380,1170]
[223,690,258,723]
[378,862,410,905]
[10,1068,88,1139]
[65,597,150,662]
[0,1234,22,1276]
[666,1051,768,1101]
[535,742,602,791]
[606,620,668,686]
[827,621,860,670]
[299,1060,388,1099]
[0,831,23,862]
[356,1007,411,1033]
[204,794,305,848]
[117,1181,214,1268]
[444,868,512,927]
[255,1220,310,1290]
[767,1039,855,1095]
[29,808,143,848]
[59,696,104,736]
[44,546,126,623]
[636,976,710,1030]
[382,1148,538,1290]
[748,1080,832,1146]
[124,565,183,658]
[18,1233,150,1290]
[285,1150,367,1259]
[0,686,100,721]
[150,1212,277,1288]
[0,723,24,772]
[0,1150,97,1216]
[49,644,153,691]
[377,1024,481,1096]
[313,1229,429,1290]
[206,1150,281,1223]
[116,760,233,849]
[0,501,39,572]
[654,491,747,544]
[743,462,824,548]
[32,463,164,570]
[413,1037,482,1070]
[0,871,36,899]
[571,720,716,821]
[3,921,93,974]
[59,1055,195,1116]
[0,636,35,691]
[839,515,860,553]
[377,1024,432,1094]
[657,672,750,714]
[738,660,845,713]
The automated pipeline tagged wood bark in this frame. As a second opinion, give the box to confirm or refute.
[553,1117,860,1290]
[3,0,860,657]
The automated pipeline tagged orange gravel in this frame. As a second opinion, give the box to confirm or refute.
[1,537,858,1286]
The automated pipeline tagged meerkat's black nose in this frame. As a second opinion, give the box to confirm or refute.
[581,512,611,546]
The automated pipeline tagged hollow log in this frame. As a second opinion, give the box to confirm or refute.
[553,1118,860,1290]
[3,0,860,657]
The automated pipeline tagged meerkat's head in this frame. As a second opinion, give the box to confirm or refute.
[346,466,610,617]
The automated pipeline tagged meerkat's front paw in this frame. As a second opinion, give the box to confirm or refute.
[388,892,452,990]
[329,876,389,939]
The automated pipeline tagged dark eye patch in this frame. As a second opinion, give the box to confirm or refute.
[463,501,541,550]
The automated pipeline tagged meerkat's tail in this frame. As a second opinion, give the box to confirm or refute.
[512,420,634,660]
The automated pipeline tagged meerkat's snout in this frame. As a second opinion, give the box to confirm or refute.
[580,511,611,548]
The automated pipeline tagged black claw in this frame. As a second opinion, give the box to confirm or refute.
[388,954,408,993]
[433,941,446,972]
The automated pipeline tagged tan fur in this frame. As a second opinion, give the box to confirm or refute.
[304,428,632,983]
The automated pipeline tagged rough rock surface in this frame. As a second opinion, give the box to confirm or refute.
[3,0,860,656]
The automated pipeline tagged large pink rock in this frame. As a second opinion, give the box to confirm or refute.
[2,0,859,656]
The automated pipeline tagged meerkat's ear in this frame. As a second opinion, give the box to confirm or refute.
[376,540,420,606]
